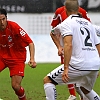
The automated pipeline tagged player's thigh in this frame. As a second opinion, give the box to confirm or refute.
[80,71,98,91]
[8,62,25,77]
[47,64,84,84]
[11,75,23,86]
[66,67,88,84]
[47,64,64,84]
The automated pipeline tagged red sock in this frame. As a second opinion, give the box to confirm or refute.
[61,55,64,64]
[15,87,26,100]
[67,84,76,96]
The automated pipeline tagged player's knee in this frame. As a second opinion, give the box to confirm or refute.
[43,76,51,84]
[80,86,90,94]
[11,82,20,91]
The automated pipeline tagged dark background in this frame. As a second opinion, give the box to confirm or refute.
[0,0,100,13]
[0,0,53,13]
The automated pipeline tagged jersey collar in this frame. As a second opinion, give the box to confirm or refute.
[71,14,82,19]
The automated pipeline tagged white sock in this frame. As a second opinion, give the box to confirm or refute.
[44,83,57,100]
[86,90,100,100]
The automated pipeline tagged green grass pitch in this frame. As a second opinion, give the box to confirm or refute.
[0,63,100,100]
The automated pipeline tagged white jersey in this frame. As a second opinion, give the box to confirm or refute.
[52,14,100,70]
[93,24,100,37]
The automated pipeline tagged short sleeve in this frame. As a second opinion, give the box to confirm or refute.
[60,21,72,37]
[51,24,62,35]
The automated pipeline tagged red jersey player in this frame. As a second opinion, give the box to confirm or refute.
[50,5,90,100]
[0,8,36,100]
[51,6,90,27]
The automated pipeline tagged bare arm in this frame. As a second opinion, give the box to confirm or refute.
[62,35,72,83]
[28,42,37,68]
[50,32,63,56]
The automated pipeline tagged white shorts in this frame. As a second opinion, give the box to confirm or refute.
[47,64,99,91]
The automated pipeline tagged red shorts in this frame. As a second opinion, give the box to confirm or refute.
[0,57,25,77]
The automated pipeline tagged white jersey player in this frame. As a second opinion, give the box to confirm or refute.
[50,15,100,100]
[54,15,100,70]
[43,0,100,100]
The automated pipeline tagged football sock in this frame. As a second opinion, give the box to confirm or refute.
[44,83,57,100]
[61,55,64,64]
[67,84,76,96]
[15,87,26,100]
[86,90,100,100]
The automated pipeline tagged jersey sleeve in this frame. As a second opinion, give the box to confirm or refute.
[13,22,33,47]
[79,7,91,22]
[52,19,72,37]
[19,28,33,45]
[51,14,60,28]
[51,24,61,35]
[61,22,72,37]
[51,8,61,27]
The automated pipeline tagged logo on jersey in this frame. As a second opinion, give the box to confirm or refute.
[8,35,12,42]
[19,29,26,36]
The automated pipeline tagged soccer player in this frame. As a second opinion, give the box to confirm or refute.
[51,1,90,100]
[43,0,100,100]
[50,0,100,100]
[0,8,37,100]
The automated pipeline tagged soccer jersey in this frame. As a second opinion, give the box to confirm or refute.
[51,6,90,50]
[0,21,33,61]
[51,6,90,28]
[52,14,100,70]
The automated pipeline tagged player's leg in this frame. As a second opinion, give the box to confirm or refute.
[44,76,57,100]
[61,56,76,100]
[9,62,26,100]
[67,84,76,98]
[75,86,89,100]
[75,72,100,100]
[43,64,65,100]
[11,75,26,100]
[80,71,100,100]
[81,87,100,100]
[43,64,81,100]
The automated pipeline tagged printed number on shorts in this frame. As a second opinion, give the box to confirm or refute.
[20,29,26,36]
[80,27,92,47]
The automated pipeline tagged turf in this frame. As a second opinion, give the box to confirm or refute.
[0,63,100,100]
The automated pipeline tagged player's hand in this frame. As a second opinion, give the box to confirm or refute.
[58,46,64,56]
[28,60,37,68]
[62,68,69,83]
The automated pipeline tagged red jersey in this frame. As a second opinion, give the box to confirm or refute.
[0,21,33,61]
[51,6,90,27]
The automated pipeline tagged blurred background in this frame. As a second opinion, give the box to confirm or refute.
[0,0,100,63]
[0,0,100,13]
